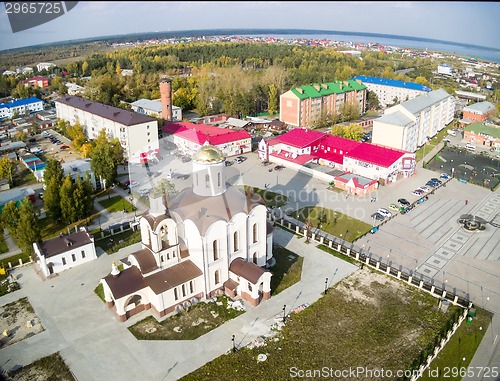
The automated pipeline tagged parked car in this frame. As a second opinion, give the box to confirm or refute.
[398,198,411,206]
[443,138,451,143]
[430,178,442,185]
[181,156,191,163]
[261,160,271,166]
[371,212,385,221]
[419,186,430,193]
[274,165,285,171]
[440,173,450,180]
[412,189,424,196]
[388,203,399,212]
[60,145,70,150]
[234,158,243,164]
[465,143,476,151]
[38,192,44,200]
[225,160,234,166]
[376,208,392,218]
[129,180,140,188]
[426,180,438,187]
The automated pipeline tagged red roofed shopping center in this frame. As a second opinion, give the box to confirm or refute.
[259,128,416,192]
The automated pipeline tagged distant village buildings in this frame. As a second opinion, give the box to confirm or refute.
[0,97,44,119]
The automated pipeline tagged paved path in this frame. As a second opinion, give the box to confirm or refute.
[0,228,21,260]
[0,228,358,380]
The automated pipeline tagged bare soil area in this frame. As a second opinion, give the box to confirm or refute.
[0,297,44,349]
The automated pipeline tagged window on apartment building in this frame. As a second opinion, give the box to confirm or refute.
[62,257,66,266]
[81,250,85,259]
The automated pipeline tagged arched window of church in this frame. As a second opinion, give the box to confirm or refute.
[189,281,194,294]
[182,284,186,297]
[174,288,178,301]
[205,174,210,188]
[196,173,199,186]
[253,223,257,243]
[217,172,221,186]
[213,240,219,260]
[233,231,238,252]
[253,252,258,264]
[215,270,220,285]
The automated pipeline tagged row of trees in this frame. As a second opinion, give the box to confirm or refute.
[1,199,41,256]
[43,159,94,224]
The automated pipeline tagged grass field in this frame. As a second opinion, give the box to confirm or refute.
[244,186,289,208]
[290,206,372,242]
[415,126,451,162]
[270,246,303,295]
[98,195,136,213]
[7,352,74,381]
[181,270,465,381]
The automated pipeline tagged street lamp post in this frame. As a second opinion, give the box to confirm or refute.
[324,278,328,295]
[232,335,236,353]
[282,305,286,323]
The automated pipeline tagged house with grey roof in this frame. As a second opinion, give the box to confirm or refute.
[130,99,182,121]
[33,228,97,278]
[372,89,455,152]
[461,101,495,126]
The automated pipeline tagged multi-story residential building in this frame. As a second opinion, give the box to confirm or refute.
[437,64,453,76]
[23,76,49,89]
[279,80,367,128]
[163,122,252,157]
[464,122,500,150]
[351,76,431,109]
[461,101,495,125]
[36,62,56,72]
[371,89,455,152]
[55,96,159,163]
[0,97,44,119]
[130,99,182,121]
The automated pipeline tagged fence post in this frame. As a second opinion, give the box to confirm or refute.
[19,259,23,266]
[431,285,435,294]
[295,226,300,234]
[375,261,380,270]
[397,270,401,279]
[328,240,332,248]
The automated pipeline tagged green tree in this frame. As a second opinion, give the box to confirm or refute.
[0,155,15,186]
[268,84,278,115]
[15,130,27,142]
[344,124,364,141]
[43,159,64,221]
[415,76,430,86]
[82,174,95,217]
[91,130,123,188]
[16,198,41,255]
[1,201,19,239]
[60,175,77,223]
[366,90,380,110]
[331,124,345,137]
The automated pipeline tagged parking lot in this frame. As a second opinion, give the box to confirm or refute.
[426,145,500,190]
[28,128,77,163]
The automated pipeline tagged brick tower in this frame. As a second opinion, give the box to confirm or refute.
[160,78,172,122]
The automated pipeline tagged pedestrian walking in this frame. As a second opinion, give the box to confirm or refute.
[465,200,468,205]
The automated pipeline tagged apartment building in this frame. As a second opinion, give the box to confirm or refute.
[279,80,367,128]
[55,96,159,163]
[372,89,455,152]
[351,76,431,109]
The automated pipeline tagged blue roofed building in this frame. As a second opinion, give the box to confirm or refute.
[351,76,431,109]
[0,97,44,119]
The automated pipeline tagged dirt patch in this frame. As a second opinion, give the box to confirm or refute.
[0,297,44,349]
[6,352,74,381]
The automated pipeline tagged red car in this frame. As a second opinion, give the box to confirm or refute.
[60,145,70,150]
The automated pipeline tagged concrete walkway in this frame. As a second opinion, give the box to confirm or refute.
[0,228,21,259]
[0,228,358,381]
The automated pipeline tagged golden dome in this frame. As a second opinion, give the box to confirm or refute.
[193,145,225,163]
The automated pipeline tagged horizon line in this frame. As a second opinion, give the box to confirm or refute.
[1,28,499,55]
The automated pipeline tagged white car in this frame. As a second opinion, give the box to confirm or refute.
[465,143,476,151]
[376,208,392,218]
[419,186,430,193]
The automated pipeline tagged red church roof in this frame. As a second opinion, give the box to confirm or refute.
[163,122,251,145]
[346,143,406,168]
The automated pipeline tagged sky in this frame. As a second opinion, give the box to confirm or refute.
[0,1,499,52]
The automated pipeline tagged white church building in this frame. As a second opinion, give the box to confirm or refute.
[101,144,274,322]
